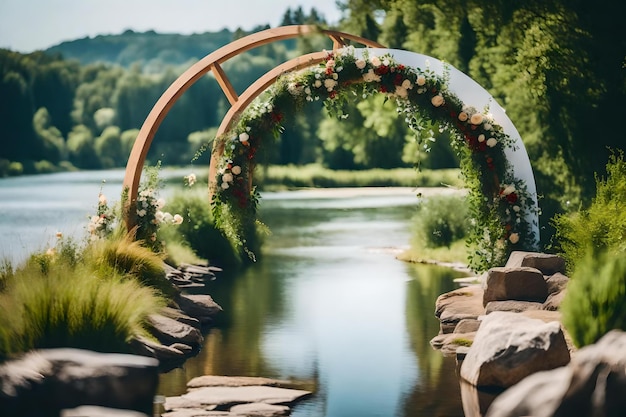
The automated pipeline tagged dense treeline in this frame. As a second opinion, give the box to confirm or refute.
[0,2,624,248]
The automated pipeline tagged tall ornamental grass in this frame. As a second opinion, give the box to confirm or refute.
[0,254,165,359]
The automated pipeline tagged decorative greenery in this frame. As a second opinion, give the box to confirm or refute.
[561,251,626,347]
[210,47,538,272]
[551,149,626,273]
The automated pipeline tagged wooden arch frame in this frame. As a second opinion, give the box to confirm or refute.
[122,25,384,229]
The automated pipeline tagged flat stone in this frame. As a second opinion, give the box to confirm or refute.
[162,409,229,417]
[435,286,485,334]
[61,406,149,417]
[130,336,186,361]
[148,314,203,346]
[176,294,223,324]
[181,386,311,407]
[188,376,289,389]
[230,402,290,416]
[505,251,566,275]
[454,319,481,334]
[485,300,543,314]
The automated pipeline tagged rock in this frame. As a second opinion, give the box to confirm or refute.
[130,335,186,361]
[505,251,566,275]
[175,294,223,324]
[545,272,569,295]
[230,402,290,416]
[430,332,477,356]
[454,318,482,334]
[460,311,570,388]
[180,385,311,407]
[187,376,289,389]
[435,285,485,334]
[162,307,202,329]
[543,289,566,311]
[482,267,548,306]
[148,314,203,346]
[485,300,543,314]
[0,348,158,415]
[61,406,150,417]
[486,330,626,417]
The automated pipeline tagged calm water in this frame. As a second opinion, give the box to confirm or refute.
[0,171,471,417]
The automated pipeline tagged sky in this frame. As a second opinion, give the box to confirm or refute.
[0,0,344,53]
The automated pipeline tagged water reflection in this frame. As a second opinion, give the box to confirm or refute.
[158,188,474,416]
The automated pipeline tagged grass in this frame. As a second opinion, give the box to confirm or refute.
[254,164,463,190]
[0,255,165,359]
[397,239,469,265]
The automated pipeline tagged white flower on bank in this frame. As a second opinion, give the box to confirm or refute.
[431,95,445,107]
[231,165,242,175]
[184,173,197,187]
[509,233,520,244]
[173,214,184,225]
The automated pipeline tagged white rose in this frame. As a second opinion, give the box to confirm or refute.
[155,210,165,223]
[222,173,233,183]
[470,113,484,125]
[509,233,520,244]
[231,165,242,175]
[324,78,337,91]
[458,111,468,122]
[162,212,173,223]
[362,69,381,83]
[502,185,516,195]
[513,205,521,212]
[486,138,497,147]
[239,132,249,143]
[332,73,338,80]
[401,79,412,89]
[416,75,426,86]
[394,86,408,98]
[370,56,381,67]
[484,123,493,131]
[355,59,366,69]
[304,87,311,95]
[172,214,183,225]
[98,194,107,205]
[221,182,230,190]
[431,95,444,107]
[326,59,335,68]
[156,198,166,210]
[478,134,485,142]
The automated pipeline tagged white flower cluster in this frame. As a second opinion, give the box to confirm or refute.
[136,188,183,225]
[458,107,499,147]
[218,158,243,190]
[184,173,197,187]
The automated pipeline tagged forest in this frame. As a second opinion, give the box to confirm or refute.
[0,1,624,248]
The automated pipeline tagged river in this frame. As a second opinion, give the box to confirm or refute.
[0,170,469,416]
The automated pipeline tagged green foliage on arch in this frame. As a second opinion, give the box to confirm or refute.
[210,47,538,272]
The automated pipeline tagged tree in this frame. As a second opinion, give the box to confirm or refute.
[33,107,66,163]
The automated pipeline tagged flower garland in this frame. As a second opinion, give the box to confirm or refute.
[211,46,538,272]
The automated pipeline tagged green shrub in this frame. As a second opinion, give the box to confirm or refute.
[84,234,177,298]
[552,150,626,272]
[165,190,243,268]
[7,161,23,176]
[561,251,626,347]
[411,194,469,248]
[0,258,165,358]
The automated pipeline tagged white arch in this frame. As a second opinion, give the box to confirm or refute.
[353,48,539,244]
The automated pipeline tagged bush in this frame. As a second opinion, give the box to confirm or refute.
[411,194,469,248]
[552,150,626,272]
[561,251,626,347]
[164,190,243,268]
[0,252,165,359]
[84,234,177,298]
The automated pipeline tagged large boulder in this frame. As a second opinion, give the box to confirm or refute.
[482,267,548,306]
[460,311,570,388]
[486,330,626,417]
[435,285,485,334]
[147,314,203,347]
[505,251,566,275]
[0,349,158,415]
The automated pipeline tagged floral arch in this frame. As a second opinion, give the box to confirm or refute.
[122,25,539,272]
[209,47,539,272]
